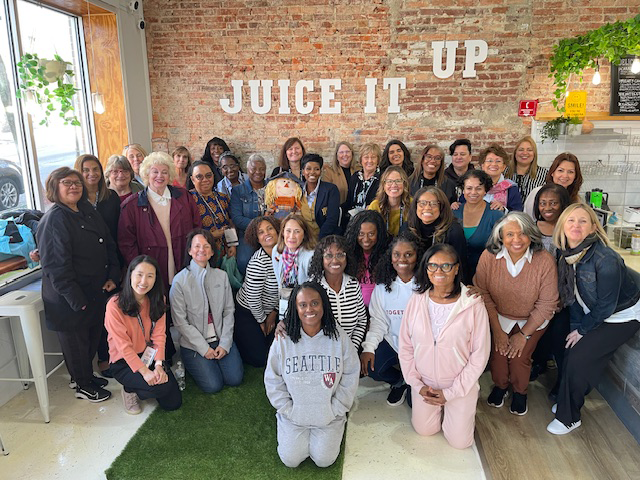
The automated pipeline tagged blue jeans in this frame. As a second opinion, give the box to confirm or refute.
[367,339,403,387]
[181,341,244,393]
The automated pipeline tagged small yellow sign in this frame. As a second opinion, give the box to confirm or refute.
[565,91,587,118]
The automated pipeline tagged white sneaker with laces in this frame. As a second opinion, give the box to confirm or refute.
[547,418,581,435]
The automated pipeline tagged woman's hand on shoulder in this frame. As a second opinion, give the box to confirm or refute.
[274,320,288,339]
[450,202,461,210]
[466,285,482,298]
[489,200,505,211]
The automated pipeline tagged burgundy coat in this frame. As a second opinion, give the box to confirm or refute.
[118,186,201,291]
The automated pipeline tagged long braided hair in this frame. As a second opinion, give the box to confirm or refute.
[283,281,339,343]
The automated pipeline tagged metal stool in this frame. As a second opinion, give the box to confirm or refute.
[0,290,64,423]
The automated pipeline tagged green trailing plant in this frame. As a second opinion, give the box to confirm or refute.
[540,116,569,143]
[15,53,80,126]
[549,14,640,112]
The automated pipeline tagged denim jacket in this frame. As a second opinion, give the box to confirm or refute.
[230,178,263,232]
[571,241,640,335]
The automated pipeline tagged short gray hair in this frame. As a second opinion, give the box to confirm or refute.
[486,211,543,254]
[139,151,176,185]
[247,153,266,169]
[104,155,134,187]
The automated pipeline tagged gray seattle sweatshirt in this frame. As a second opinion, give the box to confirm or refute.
[264,325,359,427]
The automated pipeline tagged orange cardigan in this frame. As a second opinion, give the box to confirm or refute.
[105,296,166,372]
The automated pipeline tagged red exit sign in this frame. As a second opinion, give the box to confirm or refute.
[518,100,538,117]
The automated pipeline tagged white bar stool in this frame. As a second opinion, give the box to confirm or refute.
[0,290,64,423]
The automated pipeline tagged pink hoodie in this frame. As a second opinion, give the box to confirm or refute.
[399,284,490,401]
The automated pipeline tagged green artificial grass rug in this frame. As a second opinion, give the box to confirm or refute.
[105,365,345,479]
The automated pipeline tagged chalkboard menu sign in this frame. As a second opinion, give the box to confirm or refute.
[610,55,640,116]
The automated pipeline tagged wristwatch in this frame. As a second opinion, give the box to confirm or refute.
[520,331,532,340]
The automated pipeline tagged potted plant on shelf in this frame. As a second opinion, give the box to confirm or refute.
[15,53,80,126]
[540,116,569,143]
[567,116,583,136]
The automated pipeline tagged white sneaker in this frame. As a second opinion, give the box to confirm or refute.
[547,418,581,435]
[551,403,557,414]
[121,388,142,415]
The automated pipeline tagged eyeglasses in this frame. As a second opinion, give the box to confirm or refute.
[426,262,457,273]
[221,163,239,171]
[417,200,440,208]
[323,252,347,260]
[59,180,83,188]
[110,169,130,176]
[424,155,443,162]
[385,179,404,185]
[193,173,214,181]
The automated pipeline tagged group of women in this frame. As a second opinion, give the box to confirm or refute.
[35,134,640,469]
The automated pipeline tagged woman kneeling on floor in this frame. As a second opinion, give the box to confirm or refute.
[265,281,359,468]
[399,244,490,449]
[105,256,182,414]
[170,229,243,393]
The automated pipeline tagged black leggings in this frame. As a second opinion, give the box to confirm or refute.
[233,303,274,367]
[556,320,640,426]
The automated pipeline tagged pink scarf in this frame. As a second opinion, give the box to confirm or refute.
[488,179,514,207]
[281,247,299,287]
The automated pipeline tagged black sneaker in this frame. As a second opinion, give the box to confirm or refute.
[75,384,111,403]
[510,392,528,415]
[91,376,109,388]
[386,385,408,406]
[69,374,108,389]
[487,386,509,408]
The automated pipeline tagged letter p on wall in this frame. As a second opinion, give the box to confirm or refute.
[463,40,488,78]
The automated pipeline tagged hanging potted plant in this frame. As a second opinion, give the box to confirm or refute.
[15,53,80,126]
[540,116,569,143]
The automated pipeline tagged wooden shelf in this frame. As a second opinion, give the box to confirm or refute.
[535,112,640,121]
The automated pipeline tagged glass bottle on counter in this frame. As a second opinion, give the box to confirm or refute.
[631,224,640,256]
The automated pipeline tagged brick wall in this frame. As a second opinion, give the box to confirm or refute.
[143,0,640,167]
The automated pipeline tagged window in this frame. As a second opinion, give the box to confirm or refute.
[16,0,94,210]
[0,0,97,286]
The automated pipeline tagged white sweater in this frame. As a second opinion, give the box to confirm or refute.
[361,277,416,354]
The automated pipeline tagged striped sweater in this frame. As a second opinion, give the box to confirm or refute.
[505,166,549,201]
[236,248,279,323]
[319,274,368,349]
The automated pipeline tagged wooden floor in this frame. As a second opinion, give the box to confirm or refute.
[474,370,640,480]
